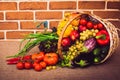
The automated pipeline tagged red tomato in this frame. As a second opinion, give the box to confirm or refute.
[31,53,38,61]
[97,23,104,30]
[87,22,93,29]
[23,55,31,61]
[79,25,87,32]
[44,53,58,65]
[61,37,71,47]
[31,52,45,63]
[34,59,40,63]
[24,62,32,69]
[16,62,24,69]
[33,62,39,68]
[80,19,87,25]
[93,24,98,29]
[36,52,45,62]
[40,61,47,68]
[34,64,42,71]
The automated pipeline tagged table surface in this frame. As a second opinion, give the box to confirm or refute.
[0,41,120,80]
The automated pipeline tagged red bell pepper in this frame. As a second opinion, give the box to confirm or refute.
[96,30,110,46]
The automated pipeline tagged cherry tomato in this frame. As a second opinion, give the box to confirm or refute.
[93,24,98,29]
[34,64,42,71]
[40,61,47,68]
[23,55,31,61]
[44,53,58,65]
[97,23,104,30]
[16,62,24,69]
[79,25,87,32]
[33,62,39,68]
[87,22,93,29]
[61,37,71,47]
[24,62,32,69]
[80,19,87,25]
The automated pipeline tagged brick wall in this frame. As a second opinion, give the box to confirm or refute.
[0,0,120,41]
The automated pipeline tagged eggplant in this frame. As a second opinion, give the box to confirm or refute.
[83,38,96,53]
[71,38,96,67]
[72,52,94,67]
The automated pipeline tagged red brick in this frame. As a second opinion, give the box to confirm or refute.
[0,12,3,20]
[19,2,47,10]
[107,2,120,9]
[36,11,62,20]
[0,32,4,39]
[0,2,17,10]
[6,12,33,20]
[0,22,18,30]
[50,1,76,10]
[93,11,120,19]
[6,31,33,39]
[49,21,59,29]
[109,20,120,29]
[78,1,105,9]
[20,21,44,29]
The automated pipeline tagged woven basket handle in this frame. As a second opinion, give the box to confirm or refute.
[58,13,81,59]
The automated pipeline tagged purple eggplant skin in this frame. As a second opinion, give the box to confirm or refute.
[83,38,96,53]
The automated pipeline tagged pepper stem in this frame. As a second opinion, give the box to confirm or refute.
[96,34,106,40]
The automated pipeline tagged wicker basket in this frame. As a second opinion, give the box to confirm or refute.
[57,12,119,64]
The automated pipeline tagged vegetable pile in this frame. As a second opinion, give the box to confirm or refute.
[7,52,58,71]
[6,12,111,72]
[6,21,59,72]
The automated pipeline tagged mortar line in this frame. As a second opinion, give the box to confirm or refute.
[18,21,21,30]
[76,0,78,12]
[3,11,6,21]
[4,30,6,40]
[105,0,108,10]
[17,1,19,11]
[33,11,36,21]
[47,0,49,10]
